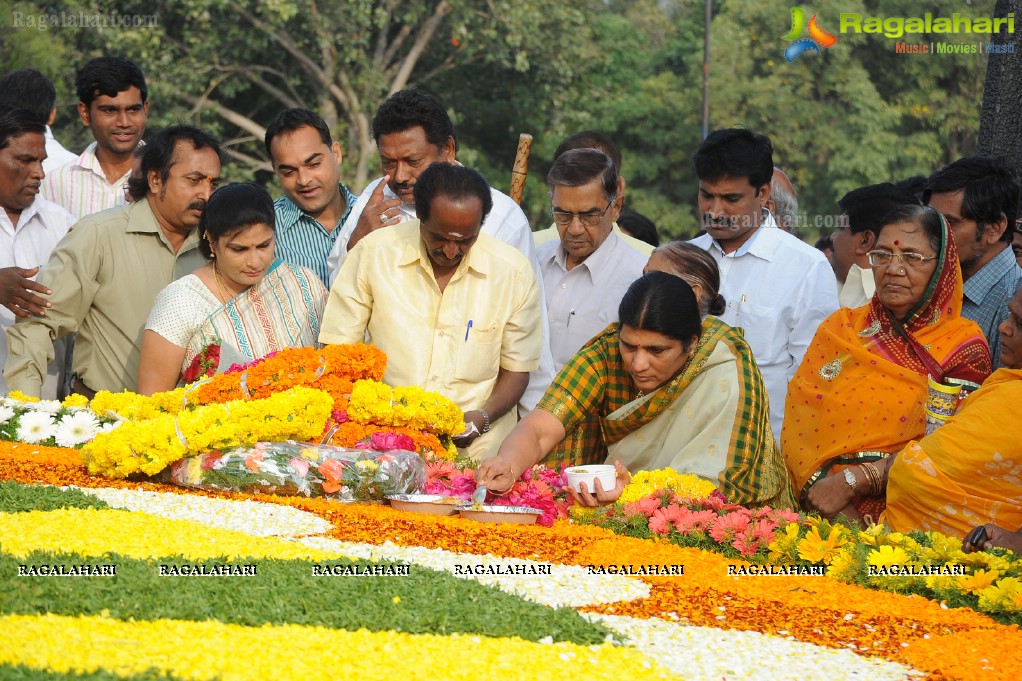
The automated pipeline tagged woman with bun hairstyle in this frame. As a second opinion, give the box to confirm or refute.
[477,255,794,510]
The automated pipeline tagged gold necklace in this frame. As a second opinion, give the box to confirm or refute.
[212,264,233,303]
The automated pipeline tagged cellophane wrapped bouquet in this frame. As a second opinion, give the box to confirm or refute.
[168,441,426,502]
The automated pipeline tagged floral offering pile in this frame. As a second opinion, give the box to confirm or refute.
[1,342,1020,679]
[27,344,464,491]
[425,461,571,526]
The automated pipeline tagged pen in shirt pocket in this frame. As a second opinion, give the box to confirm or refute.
[567,309,575,327]
[736,294,747,319]
[465,319,473,341]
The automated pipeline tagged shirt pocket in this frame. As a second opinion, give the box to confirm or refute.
[455,321,501,383]
[733,301,786,361]
[566,314,614,353]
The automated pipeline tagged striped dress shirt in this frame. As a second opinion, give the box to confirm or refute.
[273,184,356,286]
[40,141,131,220]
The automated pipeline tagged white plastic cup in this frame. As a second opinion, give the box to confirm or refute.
[564,465,617,494]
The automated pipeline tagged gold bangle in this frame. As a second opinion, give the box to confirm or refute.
[860,462,882,497]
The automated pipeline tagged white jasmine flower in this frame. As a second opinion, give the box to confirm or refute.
[54,411,102,447]
[16,411,56,444]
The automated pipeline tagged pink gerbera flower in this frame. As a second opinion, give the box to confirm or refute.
[648,510,673,535]
[708,511,752,543]
[624,496,661,518]
[750,518,779,542]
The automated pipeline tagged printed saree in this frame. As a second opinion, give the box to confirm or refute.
[182,260,327,374]
[538,317,795,508]
[782,214,991,507]
[882,368,1022,538]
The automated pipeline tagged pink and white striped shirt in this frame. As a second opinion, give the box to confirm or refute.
[40,141,131,220]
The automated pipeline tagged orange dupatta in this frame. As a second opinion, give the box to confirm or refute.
[782,215,991,497]
[882,368,1022,538]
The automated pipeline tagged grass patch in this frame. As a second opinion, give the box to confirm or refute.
[0,481,108,514]
[1,551,612,644]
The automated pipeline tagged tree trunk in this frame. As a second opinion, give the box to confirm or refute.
[977,0,1022,178]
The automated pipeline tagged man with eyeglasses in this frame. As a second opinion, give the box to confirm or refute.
[538,148,647,370]
[831,183,918,308]
[533,130,654,257]
[925,156,1022,369]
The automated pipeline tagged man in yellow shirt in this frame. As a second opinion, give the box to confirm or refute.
[319,163,542,460]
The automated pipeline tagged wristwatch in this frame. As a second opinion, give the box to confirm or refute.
[843,468,859,492]
[479,408,491,434]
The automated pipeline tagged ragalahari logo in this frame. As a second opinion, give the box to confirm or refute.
[782,7,839,61]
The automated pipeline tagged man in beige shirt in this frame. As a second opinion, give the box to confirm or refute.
[4,126,221,397]
[320,163,542,460]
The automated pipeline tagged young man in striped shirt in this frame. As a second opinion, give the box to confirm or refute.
[40,57,148,220]
[265,109,356,286]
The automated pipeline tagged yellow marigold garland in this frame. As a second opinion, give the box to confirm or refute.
[347,380,464,436]
[89,387,190,421]
[83,387,332,479]
[618,469,718,505]
[570,469,717,520]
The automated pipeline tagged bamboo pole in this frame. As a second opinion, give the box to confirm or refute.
[509,133,533,205]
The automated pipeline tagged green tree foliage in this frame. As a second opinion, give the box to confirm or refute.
[0,0,1002,241]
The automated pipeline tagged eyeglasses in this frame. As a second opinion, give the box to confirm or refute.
[551,199,615,228]
[867,250,938,268]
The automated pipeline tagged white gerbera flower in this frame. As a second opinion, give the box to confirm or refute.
[0,405,15,424]
[99,421,122,434]
[33,400,63,414]
[54,411,102,447]
[16,411,56,444]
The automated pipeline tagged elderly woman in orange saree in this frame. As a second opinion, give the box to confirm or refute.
[882,284,1022,539]
[782,205,991,522]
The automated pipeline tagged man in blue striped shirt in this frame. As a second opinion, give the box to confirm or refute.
[926,156,1022,369]
[265,109,356,285]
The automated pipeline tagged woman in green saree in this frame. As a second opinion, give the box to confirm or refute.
[476,267,794,508]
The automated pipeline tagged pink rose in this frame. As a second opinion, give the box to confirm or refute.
[369,431,415,452]
[289,457,310,478]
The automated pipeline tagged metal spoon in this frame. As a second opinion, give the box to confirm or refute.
[471,484,487,506]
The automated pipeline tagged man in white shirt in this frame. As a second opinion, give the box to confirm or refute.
[41,57,148,220]
[690,129,838,440]
[831,183,918,309]
[539,148,647,370]
[0,68,78,173]
[0,106,75,395]
[532,130,654,257]
[327,88,554,412]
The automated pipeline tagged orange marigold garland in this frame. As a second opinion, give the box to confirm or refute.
[187,343,386,408]
[325,421,455,461]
